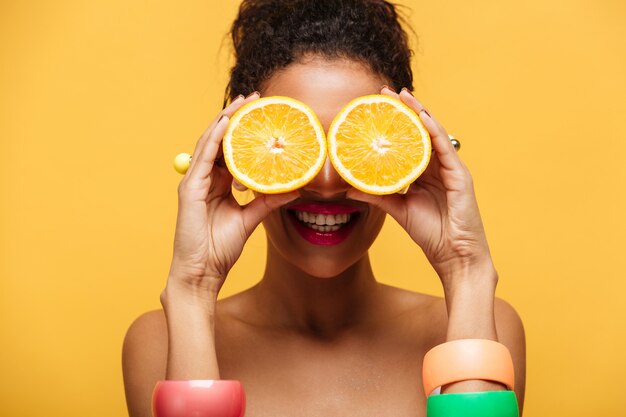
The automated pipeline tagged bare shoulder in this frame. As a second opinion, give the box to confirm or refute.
[417,293,526,365]
[374,287,446,356]
[493,297,526,350]
[120,299,247,417]
[392,287,526,351]
[122,309,168,417]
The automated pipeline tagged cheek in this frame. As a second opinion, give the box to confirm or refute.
[262,210,281,231]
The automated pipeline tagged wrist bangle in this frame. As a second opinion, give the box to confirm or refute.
[422,339,515,396]
[152,380,246,417]
[427,391,519,417]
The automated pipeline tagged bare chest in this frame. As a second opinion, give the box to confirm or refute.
[214,323,431,417]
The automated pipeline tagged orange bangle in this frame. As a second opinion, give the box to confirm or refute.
[422,339,515,396]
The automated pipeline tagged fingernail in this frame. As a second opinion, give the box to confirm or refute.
[381,85,396,93]
[419,108,431,118]
[218,114,229,123]
[246,91,260,99]
[233,94,245,102]
[401,87,414,97]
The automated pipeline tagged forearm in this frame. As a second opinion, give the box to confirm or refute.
[161,281,220,380]
[439,261,507,394]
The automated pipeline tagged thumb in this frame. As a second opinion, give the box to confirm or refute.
[346,188,406,223]
[241,191,299,236]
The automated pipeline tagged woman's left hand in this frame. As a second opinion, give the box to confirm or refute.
[346,87,497,290]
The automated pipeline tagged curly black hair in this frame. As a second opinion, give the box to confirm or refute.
[224,0,415,106]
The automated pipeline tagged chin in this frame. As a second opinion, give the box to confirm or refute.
[266,233,372,279]
[293,256,361,279]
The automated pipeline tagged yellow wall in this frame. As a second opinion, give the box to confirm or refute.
[1,0,625,415]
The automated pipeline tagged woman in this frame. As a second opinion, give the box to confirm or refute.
[122,1,526,416]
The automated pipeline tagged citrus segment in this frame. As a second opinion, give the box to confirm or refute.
[223,96,326,194]
[327,94,431,195]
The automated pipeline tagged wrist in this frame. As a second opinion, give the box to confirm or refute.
[161,280,219,315]
[161,285,220,380]
[438,257,498,297]
[168,259,227,293]
[445,288,497,339]
[442,262,499,342]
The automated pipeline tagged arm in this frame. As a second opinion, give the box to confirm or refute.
[160,284,220,380]
[441,266,527,415]
[441,264,503,393]
[348,87,526,413]
[159,90,296,381]
[122,92,298,416]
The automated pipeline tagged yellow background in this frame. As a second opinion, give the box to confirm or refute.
[1,0,625,415]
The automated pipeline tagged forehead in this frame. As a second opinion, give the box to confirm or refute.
[260,57,386,130]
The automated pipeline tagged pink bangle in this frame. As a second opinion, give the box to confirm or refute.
[152,380,246,417]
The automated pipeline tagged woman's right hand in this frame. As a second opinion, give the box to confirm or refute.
[165,93,299,301]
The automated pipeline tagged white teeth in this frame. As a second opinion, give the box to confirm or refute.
[293,210,354,231]
[310,224,340,232]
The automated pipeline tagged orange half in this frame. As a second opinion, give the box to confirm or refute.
[327,94,431,195]
[222,96,326,194]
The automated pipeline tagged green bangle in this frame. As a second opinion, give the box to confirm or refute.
[427,391,519,417]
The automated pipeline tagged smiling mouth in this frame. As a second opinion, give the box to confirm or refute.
[285,202,362,246]
[288,210,359,232]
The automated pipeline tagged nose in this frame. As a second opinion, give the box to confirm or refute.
[301,155,351,199]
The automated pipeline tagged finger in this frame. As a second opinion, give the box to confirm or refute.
[187,115,230,181]
[186,94,244,174]
[346,188,406,224]
[381,85,400,99]
[418,148,443,183]
[187,92,261,174]
[398,89,463,173]
[241,191,299,236]
[419,110,464,173]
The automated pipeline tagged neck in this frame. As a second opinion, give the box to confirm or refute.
[251,241,383,337]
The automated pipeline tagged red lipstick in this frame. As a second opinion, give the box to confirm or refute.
[286,202,361,246]
[287,213,358,245]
